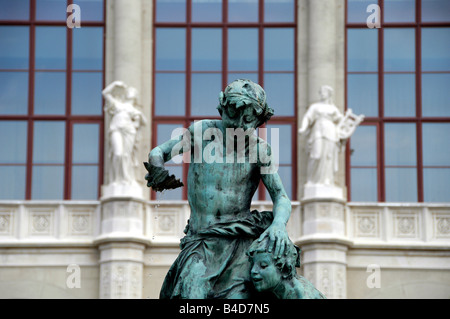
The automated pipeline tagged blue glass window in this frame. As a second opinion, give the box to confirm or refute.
[156,28,186,71]
[193,0,222,22]
[34,72,66,115]
[264,0,294,23]
[73,124,99,164]
[156,0,186,22]
[73,27,103,70]
[384,28,415,72]
[422,123,450,202]
[35,26,66,70]
[73,0,104,21]
[384,74,416,117]
[351,125,377,167]
[191,73,222,117]
[264,28,294,71]
[384,0,415,23]
[32,166,64,199]
[71,123,99,200]
[385,124,417,166]
[350,125,378,202]
[422,73,450,117]
[71,166,98,200]
[192,28,222,71]
[422,0,450,22]
[0,26,29,70]
[384,124,417,202]
[228,28,258,71]
[347,74,378,117]
[0,121,27,164]
[155,73,186,116]
[385,167,418,202]
[229,0,258,22]
[71,72,103,115]
[264,73,294,116]
[0,0,30,20]
[33,121,66,164]
[36,0,67,21]
[347,0,378,23]
[348,29,378,72]
[0,72,28,115]
[422,28,450,72]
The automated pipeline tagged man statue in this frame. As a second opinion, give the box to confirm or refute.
[144,79,292,299]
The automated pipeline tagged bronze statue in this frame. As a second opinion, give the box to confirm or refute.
[144,79,324,299]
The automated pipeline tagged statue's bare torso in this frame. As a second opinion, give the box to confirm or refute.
[186,120,261,234]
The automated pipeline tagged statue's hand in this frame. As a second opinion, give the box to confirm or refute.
[257,222,290,259]
[144,162,183,192]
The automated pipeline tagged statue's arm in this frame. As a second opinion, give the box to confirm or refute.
[262,172,291,226]
[102,81,126,111]
[298,107,313,135]
[145,125,192,190]
[259,170,292,258]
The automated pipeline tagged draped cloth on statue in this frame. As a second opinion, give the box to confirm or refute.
[159,210,273,299]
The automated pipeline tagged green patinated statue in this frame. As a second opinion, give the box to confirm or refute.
[248,238,325,299]
[144,79,324,299]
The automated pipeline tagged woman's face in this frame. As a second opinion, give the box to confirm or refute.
[126,88,138,101]
[250,253,280,292]
[319,87,332,100]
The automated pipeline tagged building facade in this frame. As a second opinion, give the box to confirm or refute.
[0,0,449,299]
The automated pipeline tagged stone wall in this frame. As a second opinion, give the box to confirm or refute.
[0,200,449,298]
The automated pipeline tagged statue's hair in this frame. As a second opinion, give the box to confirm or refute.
[320,85,334,95]
[247,237,301,280]
[217,79,274,127]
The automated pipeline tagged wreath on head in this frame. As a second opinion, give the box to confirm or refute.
[217,79,274,127]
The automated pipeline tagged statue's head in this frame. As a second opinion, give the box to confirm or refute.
[217,79,274,130]
[319,85,333,101]
[247,237,301,292]
[126,86,138,102]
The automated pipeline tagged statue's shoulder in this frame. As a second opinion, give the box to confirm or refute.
[294,275,326,299]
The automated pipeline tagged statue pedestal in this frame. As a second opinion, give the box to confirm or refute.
[95,197,149,299]
[101,181,144,200]
[302,183,344,201]
[298,189,349,299]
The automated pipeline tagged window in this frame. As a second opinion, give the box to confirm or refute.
[153,0,297,200]
[346,0,450,202]
[0,0,105,200]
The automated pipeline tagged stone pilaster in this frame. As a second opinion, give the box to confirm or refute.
[95,197,149,299]
[298,198,350,299]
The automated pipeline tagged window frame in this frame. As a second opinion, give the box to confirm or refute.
[346,0,450,202]
[0,0,105,200]
[152,0,298,201]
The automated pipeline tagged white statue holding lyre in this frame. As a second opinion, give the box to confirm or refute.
[299,85,364,193]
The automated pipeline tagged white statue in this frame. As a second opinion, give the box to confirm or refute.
[299,85,364,188]
[102,81,147,187]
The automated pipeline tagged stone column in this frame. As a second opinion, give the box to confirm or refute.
[98,0,151,299]
[308,0,337,104]
[113,0,142,92]
[296,0,350,299]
